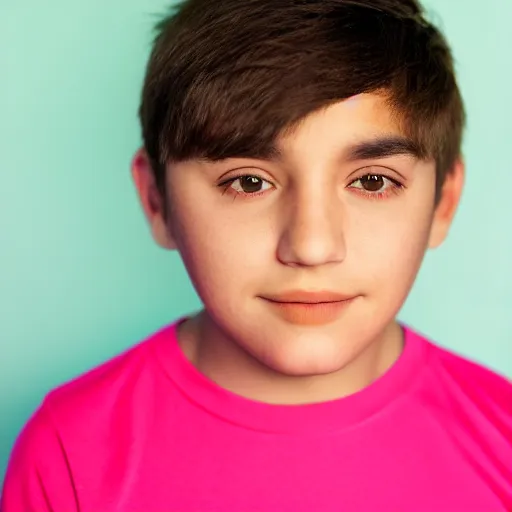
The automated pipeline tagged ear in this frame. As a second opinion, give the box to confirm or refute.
[131,148,177,250]
[428,158,465,249]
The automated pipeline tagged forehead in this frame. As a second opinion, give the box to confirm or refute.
[278,93,400,151]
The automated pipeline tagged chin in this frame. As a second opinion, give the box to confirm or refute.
[256,340,352,378]
[272,361,345,378]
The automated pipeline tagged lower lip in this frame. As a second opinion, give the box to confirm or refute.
[263,299,354,326]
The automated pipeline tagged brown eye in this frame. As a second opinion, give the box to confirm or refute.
[238,176,264,193]
[229,175,272,195]
[360,174,385,192]
[348,173,402,197]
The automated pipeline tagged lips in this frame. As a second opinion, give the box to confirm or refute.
[263,290,354,304]
[261,290,356,326]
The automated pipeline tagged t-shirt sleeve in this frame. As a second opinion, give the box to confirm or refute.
[1,400,78,512]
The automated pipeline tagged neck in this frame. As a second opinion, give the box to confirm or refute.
[177,310,404,405]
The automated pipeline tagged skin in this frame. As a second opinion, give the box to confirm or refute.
[132,93,464,405]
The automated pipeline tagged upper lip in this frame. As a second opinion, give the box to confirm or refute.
[262,290,355,304]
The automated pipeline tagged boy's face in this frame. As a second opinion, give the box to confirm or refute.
[133,93,464,377]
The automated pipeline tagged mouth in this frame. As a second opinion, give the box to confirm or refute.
[260,290,357,326]
[263,290,355,304]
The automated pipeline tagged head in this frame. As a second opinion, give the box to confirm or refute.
[132,0,465,376]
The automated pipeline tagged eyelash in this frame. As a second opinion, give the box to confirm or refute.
[348,174,404,200]
[217,172,404,201]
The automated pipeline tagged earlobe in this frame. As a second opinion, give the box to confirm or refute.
[131,148,177,250]
[150,216,177,250]
[428,158,465,249]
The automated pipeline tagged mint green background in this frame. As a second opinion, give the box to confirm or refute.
[1,1,511,481]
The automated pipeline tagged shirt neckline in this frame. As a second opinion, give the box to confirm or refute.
[151,317,429,435]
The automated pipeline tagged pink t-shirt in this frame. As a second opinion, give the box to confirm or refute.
[2,319,511,511]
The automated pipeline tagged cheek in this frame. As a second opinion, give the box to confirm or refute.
[171,206,271,299]
[350,205,433,287]
[382,229,429,280]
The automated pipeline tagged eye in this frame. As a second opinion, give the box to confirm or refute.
[220,175,273,196]
[348,173,403,197]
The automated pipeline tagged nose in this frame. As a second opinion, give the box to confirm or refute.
[276,185,346,268]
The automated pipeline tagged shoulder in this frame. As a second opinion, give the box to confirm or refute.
[43,322,177,424]
[408,326,512,445]
[425,333,511,412]
[1,399,78,510]
[1,322,180,509]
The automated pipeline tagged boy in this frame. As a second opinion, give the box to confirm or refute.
[2,0,511,510]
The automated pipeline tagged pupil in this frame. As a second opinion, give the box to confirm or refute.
[241,176,262,193]
[362,175,384,192]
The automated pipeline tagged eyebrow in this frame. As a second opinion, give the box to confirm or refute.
[344,135,423,162]
[209,135,423,166]
[253,135,423,164]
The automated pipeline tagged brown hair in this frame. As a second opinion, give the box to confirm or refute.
[138,0,465,202]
